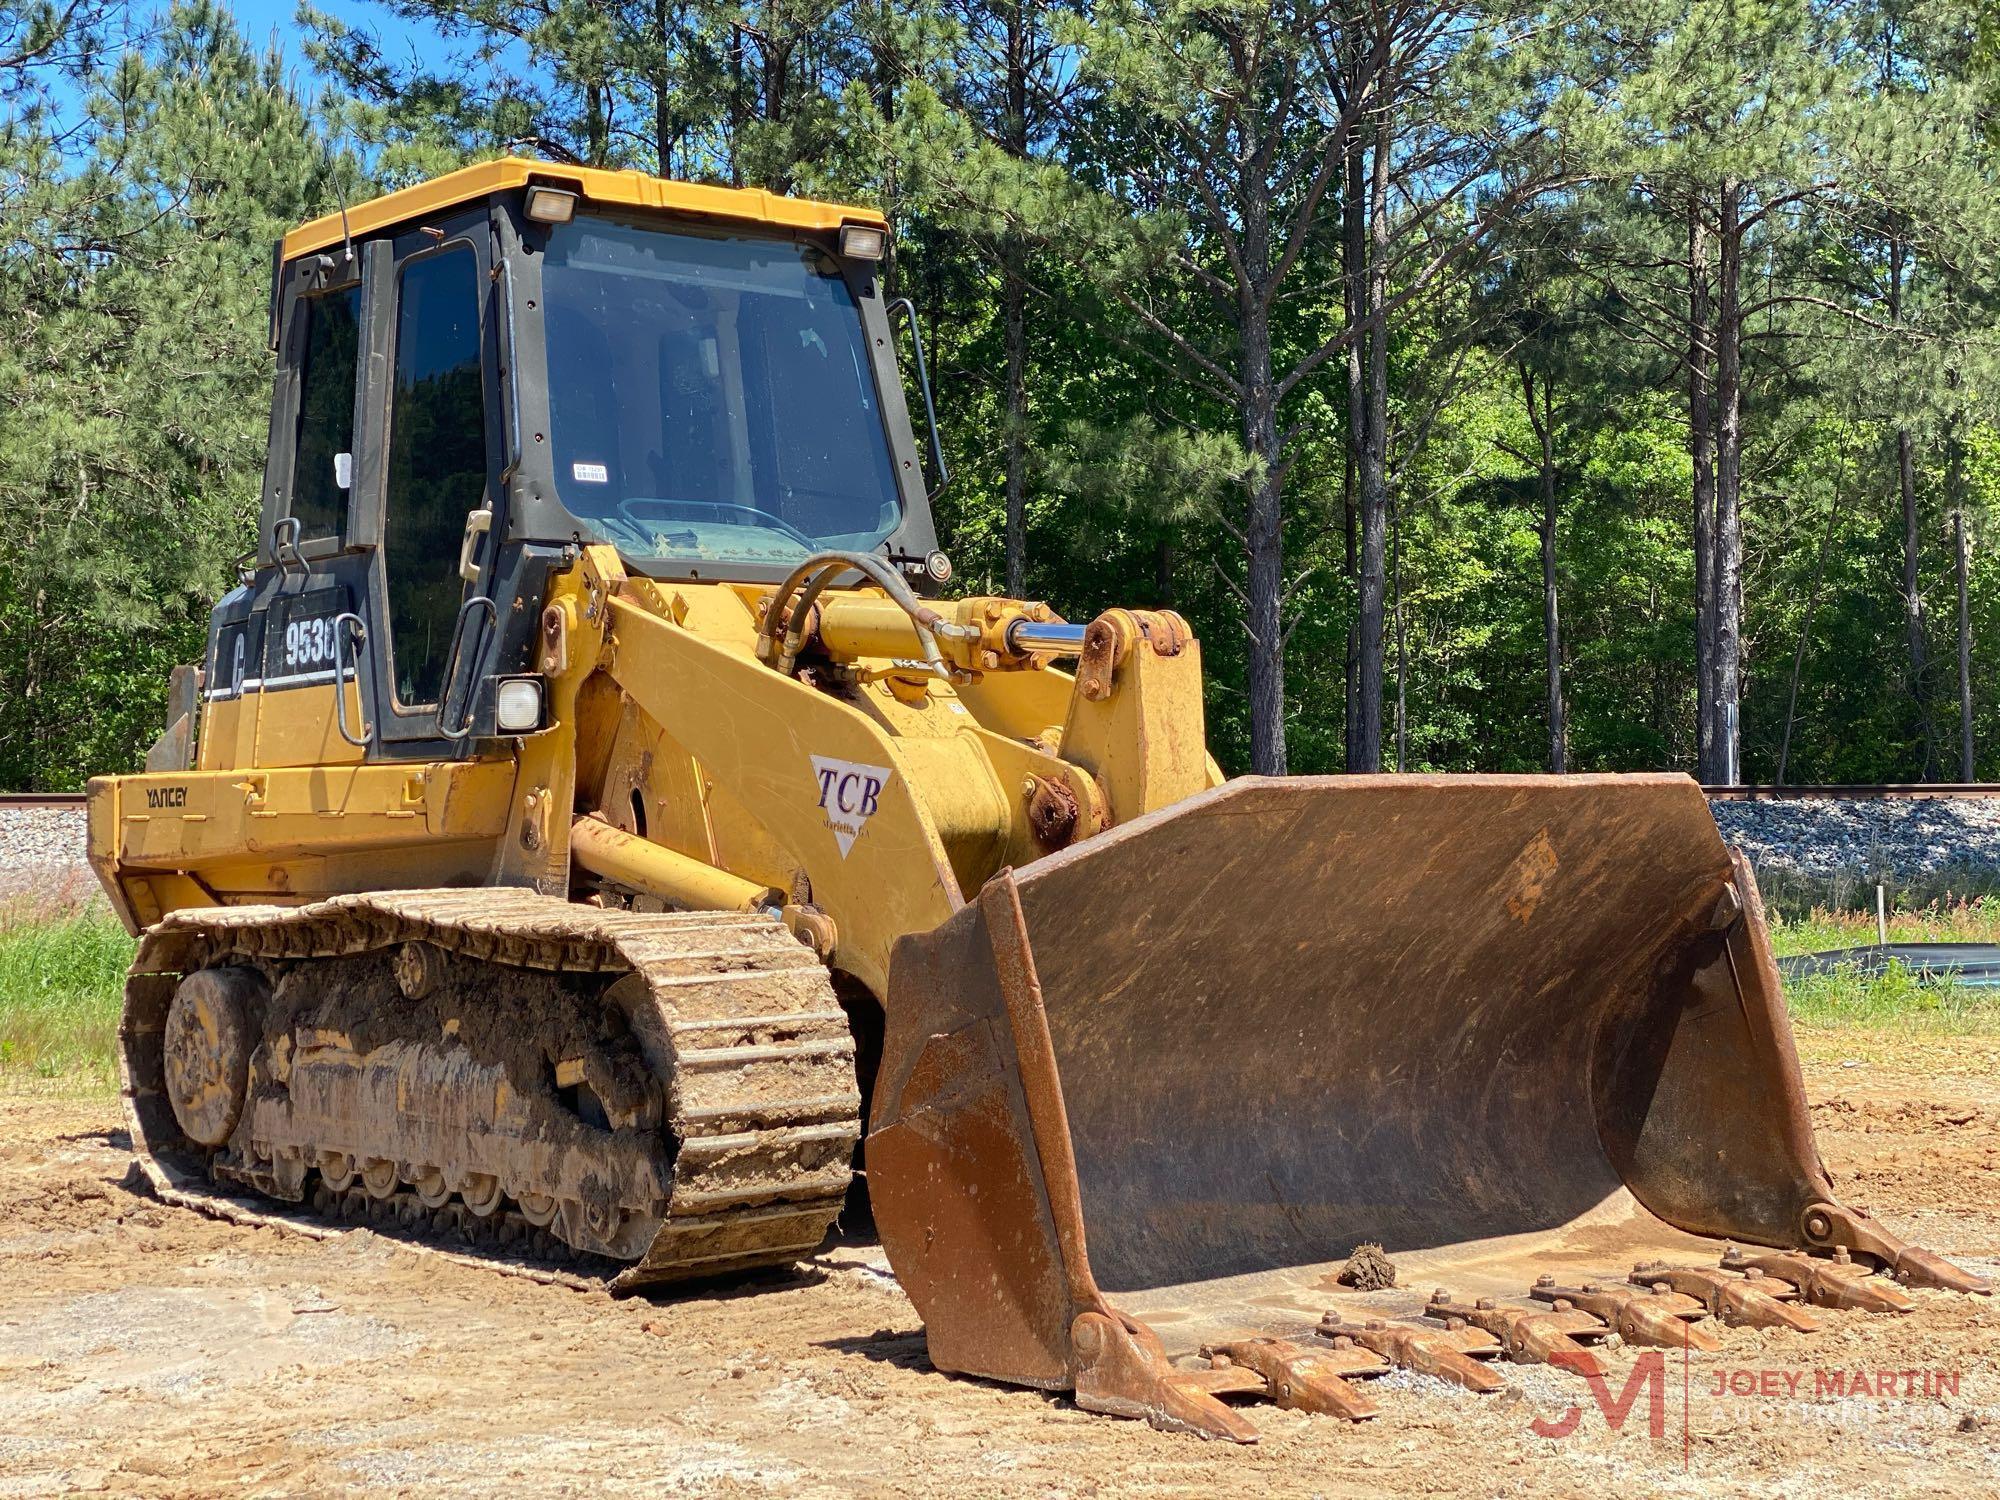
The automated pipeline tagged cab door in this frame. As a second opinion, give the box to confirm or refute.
[355,208,507,753]
[207,247,372,773]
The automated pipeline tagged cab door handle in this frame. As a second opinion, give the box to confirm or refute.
[458,504,493,583]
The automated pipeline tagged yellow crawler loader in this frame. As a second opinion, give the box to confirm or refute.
[90,159,1987,1442]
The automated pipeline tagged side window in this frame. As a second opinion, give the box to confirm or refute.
[384,245,486,708]
[291,285,360,539]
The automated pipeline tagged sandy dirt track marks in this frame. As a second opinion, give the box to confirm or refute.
[0,1037,1996,1498]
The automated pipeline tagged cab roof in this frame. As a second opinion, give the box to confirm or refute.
[282,157,891,263]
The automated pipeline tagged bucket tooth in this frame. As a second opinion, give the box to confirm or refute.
[1799,1205,1994,1295]
[1074,1310,1262,1442]
[1886,1246,1992,1296]
[1201,1337,1381,1421]
[1320,1314,1506,1394]
[1529,1275,1723,1350]
[1179,1363,1274,1399]
[1425,1290,1608,1377]
[1736,1270,1811,1305]
[1627,1261,1817,1333]
[1718,1246,1914,1315]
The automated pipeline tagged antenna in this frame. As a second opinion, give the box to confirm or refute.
[332,172,355,265]
[505,135,585,168]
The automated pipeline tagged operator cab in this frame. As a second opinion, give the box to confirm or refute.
[539,213,911,569]
[189,160,943,774]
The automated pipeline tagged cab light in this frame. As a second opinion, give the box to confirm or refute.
[525,186,578,225]
[840,224,888,262]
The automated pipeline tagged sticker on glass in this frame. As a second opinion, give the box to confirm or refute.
[572,462,609,483]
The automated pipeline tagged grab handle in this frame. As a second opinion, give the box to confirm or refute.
[437,594,499,741]
[331,611,372,748]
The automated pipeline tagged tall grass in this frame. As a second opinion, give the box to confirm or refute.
[1,880,1996,1095]
[1767,894,2000,957]
[1765,897,2000,1035]
[0,896,134,1091]
[1753,863,2000,922]
[1782,961,2000,1034]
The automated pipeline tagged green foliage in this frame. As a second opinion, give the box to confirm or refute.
[1766,895,2000,1032]
[0,902,133,1091]
[6,0,2000,786]
[1769,892,2000,950]
[0,1,356,789]
[1781,962,2000,1033]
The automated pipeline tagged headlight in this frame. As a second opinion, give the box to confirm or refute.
[495,676,545,732]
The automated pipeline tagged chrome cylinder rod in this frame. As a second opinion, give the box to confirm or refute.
[1006,619,1090,656]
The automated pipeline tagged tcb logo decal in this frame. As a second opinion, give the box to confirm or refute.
[810,755,893,857]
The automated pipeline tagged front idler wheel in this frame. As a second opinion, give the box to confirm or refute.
[162,966,266,1149]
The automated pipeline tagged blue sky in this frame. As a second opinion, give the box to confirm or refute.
[227,0,454,77]
[21,2,547,171]
[229,1,547,127]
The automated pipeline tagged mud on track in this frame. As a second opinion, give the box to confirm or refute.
[1,1035,1996,1498]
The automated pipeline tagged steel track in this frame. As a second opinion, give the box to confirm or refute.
[122,890,862,1289]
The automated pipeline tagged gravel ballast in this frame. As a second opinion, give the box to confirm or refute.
[7,792,2000,901]
[1708,796,2000,880]
[0,805,91,898]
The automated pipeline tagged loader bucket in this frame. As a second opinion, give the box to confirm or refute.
[868,774,1983,1435]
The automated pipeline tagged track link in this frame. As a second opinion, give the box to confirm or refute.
[120,889,861,1287]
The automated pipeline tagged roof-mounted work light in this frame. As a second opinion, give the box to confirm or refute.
[525,186,579,225]
[839,224,888,262]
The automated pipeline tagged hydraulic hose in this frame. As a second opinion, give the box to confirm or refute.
[759,551,968,679]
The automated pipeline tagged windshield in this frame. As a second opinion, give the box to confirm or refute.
[541,216,904,567]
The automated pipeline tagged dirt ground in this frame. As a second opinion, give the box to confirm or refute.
[1,1032,1995,1499]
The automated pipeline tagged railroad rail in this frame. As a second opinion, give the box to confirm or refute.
[0,792,86,808]
[1702,784,2000,800]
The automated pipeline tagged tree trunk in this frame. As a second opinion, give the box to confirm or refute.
[762,40,795,193]
[1001,246,1029,597]
[655,95,676,178]
[872,0,896,248]
[1712,181,1743,786]
[1949,415,1973,780]
[765,41,789,123]
[652,0,678,176]
[1342,118,1367,771]
[1241,306,1288,776]
[1957,509,1973,781]
[1688,201,1718,779]
[1392,496,1407,771]
[1524,364,1564,772]
[1883,237,1930,776]
[1342,452,1359,768]
[1354,113,1391,773]
[727,25,748,185]
[1239,141,1287,775]
[1899,425,1931,776]
[999,0,1030,597]
[585,81,610,166]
